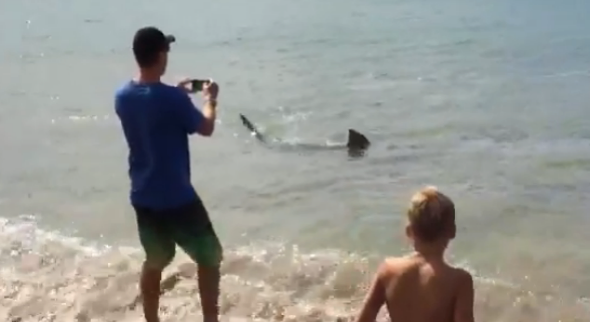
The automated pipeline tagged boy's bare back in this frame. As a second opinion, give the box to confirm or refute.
[355,187,475,322]
[383,254,473,322]
[356,255,474,322]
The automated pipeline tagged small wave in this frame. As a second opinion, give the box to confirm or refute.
[324,140,345,148]
[273,106,312,124]
[50,115,111,125]
[279,112,311,124]
[538,70,590,79]
[0,216,587,322]
[0,216,376,322]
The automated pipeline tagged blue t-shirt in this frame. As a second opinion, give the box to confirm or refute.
[115,81,204,210]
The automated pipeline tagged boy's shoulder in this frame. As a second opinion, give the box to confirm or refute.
[378,255,473,284]
[380,255,422,272]
[375,256,415,281]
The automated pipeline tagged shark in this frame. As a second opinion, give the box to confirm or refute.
[239,113,370,157]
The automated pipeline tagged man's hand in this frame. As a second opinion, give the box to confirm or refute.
[200,79,218,136]
[202,79,219,102]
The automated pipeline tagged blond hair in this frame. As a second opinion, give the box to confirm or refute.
[407,186,455,242]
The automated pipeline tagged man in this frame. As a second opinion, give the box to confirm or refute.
[355,186,475,322]
[114,26,222,322]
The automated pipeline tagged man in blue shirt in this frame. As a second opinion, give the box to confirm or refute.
[115,26,221,322]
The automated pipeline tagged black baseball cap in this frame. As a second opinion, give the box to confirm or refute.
[132,26,176,57]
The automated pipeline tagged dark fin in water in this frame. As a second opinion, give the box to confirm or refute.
[239,113,266,142]
[347,129,370,150]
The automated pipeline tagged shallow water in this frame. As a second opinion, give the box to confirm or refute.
[1,0,590,320]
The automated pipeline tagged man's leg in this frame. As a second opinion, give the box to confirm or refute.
[195,241,221,322]
[170,200,223,322]
[134,206,176,322]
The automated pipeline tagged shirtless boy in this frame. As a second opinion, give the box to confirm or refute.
[355,186,475,322]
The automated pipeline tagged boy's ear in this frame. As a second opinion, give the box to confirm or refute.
[405,224,413,239]
[449,222,456,239]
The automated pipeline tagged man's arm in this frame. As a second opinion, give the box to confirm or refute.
[454,270,475,322]
[199,99,216,136]
[173,90,216,137]
[355,263,386,322]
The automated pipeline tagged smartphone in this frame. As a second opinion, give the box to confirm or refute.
[190,79,209,93]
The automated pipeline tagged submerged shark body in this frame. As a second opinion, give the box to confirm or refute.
[239,113,371,157]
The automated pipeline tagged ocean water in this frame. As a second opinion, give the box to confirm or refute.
[1,0,590,320]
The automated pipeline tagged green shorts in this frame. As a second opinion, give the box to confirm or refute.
[133,198,223,268]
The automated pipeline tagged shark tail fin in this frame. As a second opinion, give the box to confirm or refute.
[239,114,265,142]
